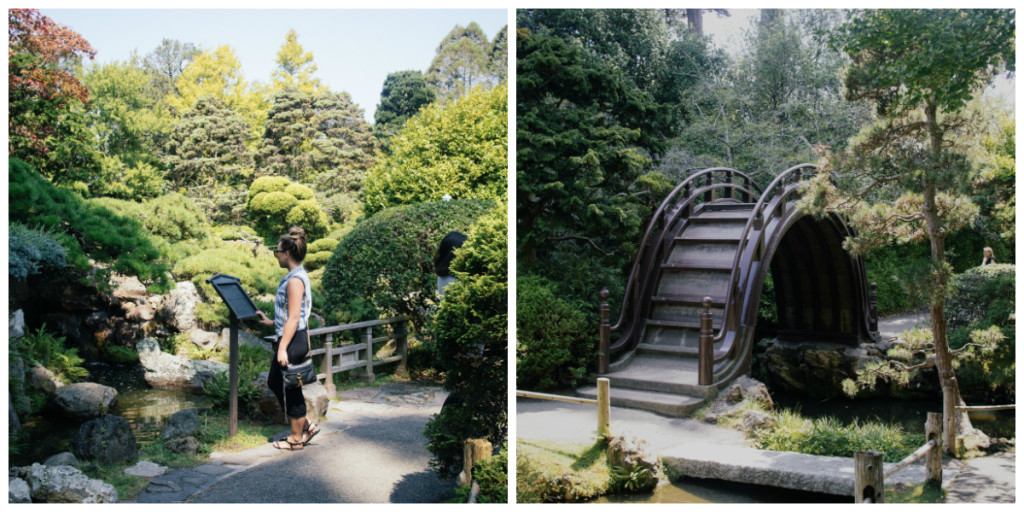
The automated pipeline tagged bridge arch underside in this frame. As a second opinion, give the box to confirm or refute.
[765,214,869,346]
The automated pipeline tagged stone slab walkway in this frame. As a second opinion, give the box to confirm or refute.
[661,442,960,497]
[133,383,451,503]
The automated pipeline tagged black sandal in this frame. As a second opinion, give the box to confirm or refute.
[273,436,304,451]
[303,420,321,445]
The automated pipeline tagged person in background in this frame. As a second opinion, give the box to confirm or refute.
[434,231,467,298]
[982,247,997,266]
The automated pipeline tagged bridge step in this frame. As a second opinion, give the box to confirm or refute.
[646,318,723,330]
[576,385,704,418]
[598,354,712,398]
[677,222,746,242]
[651,294,725,307]
[660,261,732,271]
[701,202,756,212]
[691,210,753,221]
[667,242,738,268]
[637,343,698,357]
[657,270,730,298]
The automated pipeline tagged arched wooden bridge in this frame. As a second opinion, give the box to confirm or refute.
[580,165,880,416]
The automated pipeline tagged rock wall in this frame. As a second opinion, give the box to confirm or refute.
[755,338,939,398]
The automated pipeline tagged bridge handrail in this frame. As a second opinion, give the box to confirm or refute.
[608,167,761,354]
[710,164,818,366]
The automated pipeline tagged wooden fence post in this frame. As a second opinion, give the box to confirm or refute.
[597,377,610,438]
[395,319,409,376]
[459,439,493,486]
[322,334,336,395]
[598,289,610,375]
[699,297,713,386]
[925,412,942,485]
[364,325,375,383]
[854,450,884,503]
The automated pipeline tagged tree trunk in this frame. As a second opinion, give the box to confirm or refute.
[922,101,972,455]
[687,10,704,36]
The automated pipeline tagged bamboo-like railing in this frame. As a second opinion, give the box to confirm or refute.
[516,378,611,437]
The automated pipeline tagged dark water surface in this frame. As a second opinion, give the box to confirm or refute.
[12,362,210,465]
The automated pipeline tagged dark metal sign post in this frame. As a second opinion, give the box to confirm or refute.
[206,273,260,437]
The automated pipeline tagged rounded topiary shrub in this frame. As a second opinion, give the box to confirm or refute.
[946,264,1015,402]
[424,204,507,473]
[247,176,329,240]
[321,199,494,331]
[516,273,592,391]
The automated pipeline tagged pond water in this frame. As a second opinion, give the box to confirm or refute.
[12,362,211,466]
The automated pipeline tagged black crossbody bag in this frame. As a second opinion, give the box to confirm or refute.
[281,329,316,389]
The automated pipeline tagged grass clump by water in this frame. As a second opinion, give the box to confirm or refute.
[749,408,926,463]
[517,439,612,503]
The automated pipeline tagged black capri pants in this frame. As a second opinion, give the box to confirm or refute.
[267,329,309,420]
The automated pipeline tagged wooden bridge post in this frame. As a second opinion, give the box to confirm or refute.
[869,282,879,332]
[598,289,610,375]
[395,319,409,376]
[322,334,336,395]
[925,412,943,485]
[597,377,610,438]
[363,325,375,383]
[698,297,713,386]
[725,170,734,200]
[854,450,884,503]
[684,182,693,216]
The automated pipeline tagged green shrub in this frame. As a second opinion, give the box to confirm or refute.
[203,344,269,415]
[471,445,508,503]
[144,193,211,242]
[303,251,332,272]
[424,205,507,473]
[247,176,329,241]
[213,224,259,242]
[945,264,1015,402]
[8,222,69,279]
[8,158,171,292]
[750,408,926,462]
[516,440,611,503]
[516,273,592,391]
[362,84,508,216]
[17,324,89,383]
[322,199,494,330]
[307,238,339,253]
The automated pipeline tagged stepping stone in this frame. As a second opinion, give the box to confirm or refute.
[124,460,168,478]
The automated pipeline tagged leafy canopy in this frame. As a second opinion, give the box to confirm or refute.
[362,84,507,216]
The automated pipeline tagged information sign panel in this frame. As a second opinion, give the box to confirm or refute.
[206,273,260,320]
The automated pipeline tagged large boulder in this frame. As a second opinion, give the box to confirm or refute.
[136,337,227,390]
[10,308,26,340]
[254,371,329,425]
[72,415,138,465]
[53,383,118,419]
[757,339,903,398]
[123,460,167,478]
[166,436,200,455]
[606,433,661,491]
[161,409,201,441]
[189,329,221,351]
[15,463,118,503]
[162,281,201,332]
[110,274,147,301]
[742,410,777,432]
[218,327,272,352]
[9,477,31,503]
[29,364,64,394]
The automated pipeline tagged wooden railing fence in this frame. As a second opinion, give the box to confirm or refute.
[516,378,611,438]
[854,412,943,503]
[265,316,409,393]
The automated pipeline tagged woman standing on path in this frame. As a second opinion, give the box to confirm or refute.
[256,226,320,450]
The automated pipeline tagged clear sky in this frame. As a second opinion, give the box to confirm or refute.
[40,8,510,122]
